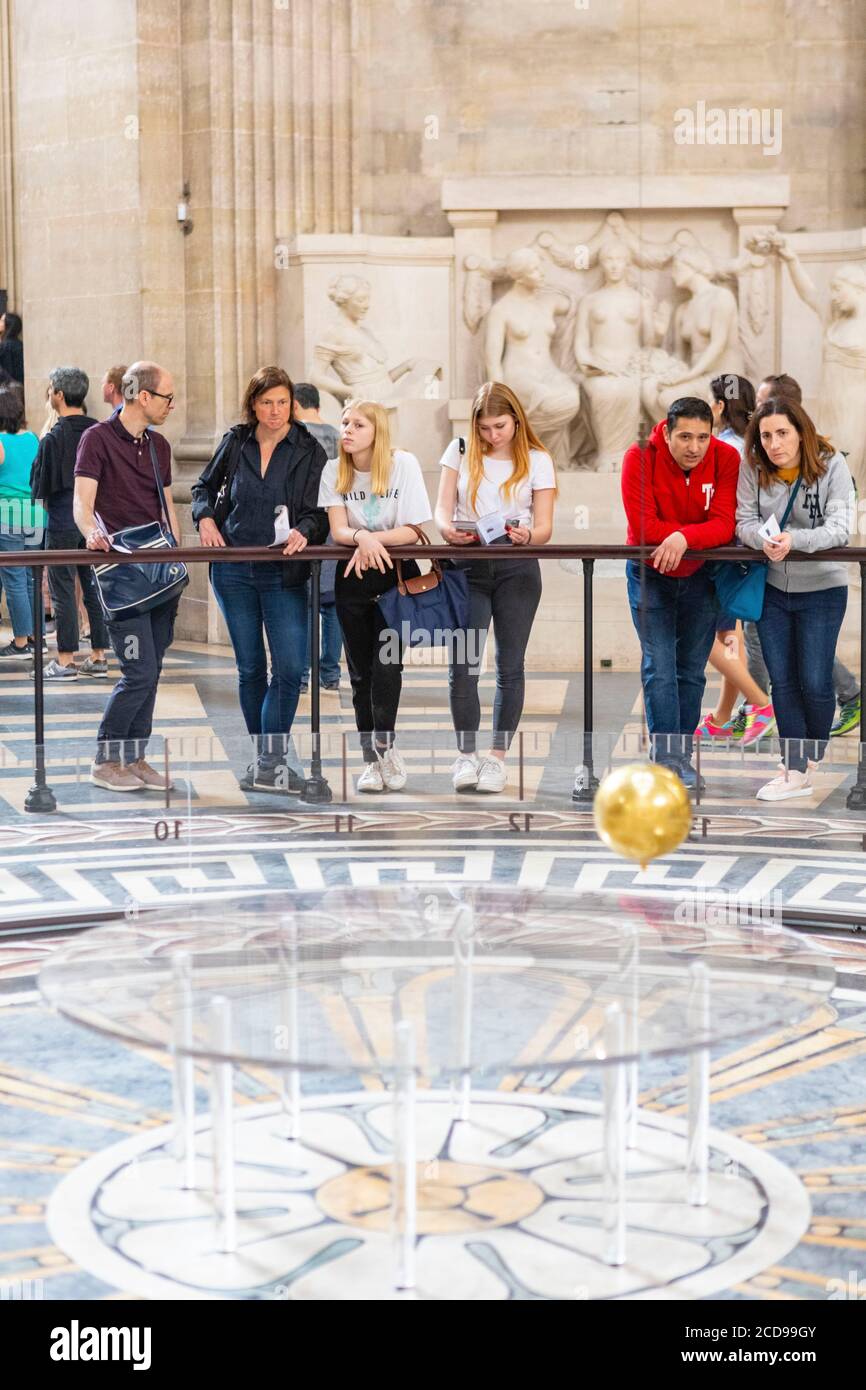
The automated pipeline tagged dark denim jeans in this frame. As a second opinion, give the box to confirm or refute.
[211,561,307,768]
[626,559,718,767]
[96,599,178,764]
[757,583,847,771]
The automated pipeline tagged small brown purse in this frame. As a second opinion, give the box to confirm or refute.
[394,523,442,596]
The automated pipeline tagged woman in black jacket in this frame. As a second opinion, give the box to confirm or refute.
[192,367,328,792]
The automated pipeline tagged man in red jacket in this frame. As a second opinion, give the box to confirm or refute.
[621,397,739,788]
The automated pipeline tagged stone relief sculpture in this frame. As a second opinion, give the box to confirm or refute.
[640,242,744,418]
[464,247,581,464]
[311,274,442,408]
[573,234,671,471]
[463,213,764,469]
[755,232,866,495]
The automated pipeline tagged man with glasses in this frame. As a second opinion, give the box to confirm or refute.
[73,361,181,792]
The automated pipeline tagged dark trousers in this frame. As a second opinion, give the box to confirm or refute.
[757,584,847,772]
[627,559,718,767]
[96,600,178,764]
[335,564,416,762]
[302,582,343,686]
[46,527,109,654]
[449,556,542,754]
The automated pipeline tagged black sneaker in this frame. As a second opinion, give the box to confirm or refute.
[239,763,304,794]
[27,636,48,655]
[0,641,33,660]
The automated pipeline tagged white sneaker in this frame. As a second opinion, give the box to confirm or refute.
[475,756,507,794]
[357,761,385,793]
[452,753,480,791]
[756,768,813,802]
[378,747,407,791]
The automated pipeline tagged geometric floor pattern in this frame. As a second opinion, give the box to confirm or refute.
[2,633,866,1298]
[3,960,866,1301]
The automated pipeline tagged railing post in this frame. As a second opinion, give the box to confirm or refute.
[300,559,332,804]
[573,556,600,803]
[24,563,57,814]
[847,560,866,810]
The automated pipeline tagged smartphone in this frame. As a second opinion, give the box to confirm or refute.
[505,517,521,528]
[453,522,478,533]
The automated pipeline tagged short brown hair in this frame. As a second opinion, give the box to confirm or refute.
[105,364,127,392]
[241,366,293,426]
[744,396,834,489]
[759,373,802,403]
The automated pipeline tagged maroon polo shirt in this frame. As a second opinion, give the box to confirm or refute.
[74,412,172,535]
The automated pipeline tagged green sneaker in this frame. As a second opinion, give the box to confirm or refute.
[730,706,748,740]
[830,695,861,736]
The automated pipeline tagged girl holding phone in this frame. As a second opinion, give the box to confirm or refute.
[435,380,556,793]
[319,399,431,793]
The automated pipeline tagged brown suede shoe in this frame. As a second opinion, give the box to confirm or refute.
[90,762,146,792]
[126,759,175,791]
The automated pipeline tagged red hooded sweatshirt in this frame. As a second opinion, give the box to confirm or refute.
[621,420,740,578]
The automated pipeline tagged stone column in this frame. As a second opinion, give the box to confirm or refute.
[0,0,18,308]
[445,210,498,402]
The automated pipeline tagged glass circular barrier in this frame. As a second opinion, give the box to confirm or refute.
[40,884,835,1077]
[39,885,836,1293]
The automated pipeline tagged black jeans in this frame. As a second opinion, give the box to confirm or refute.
[46,527,109,654]
[449,556,542,754]
[335,563,417,763]
[96,600,178,764]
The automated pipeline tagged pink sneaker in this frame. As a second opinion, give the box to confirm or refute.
[695,713,734,739]
[740,703,776,747]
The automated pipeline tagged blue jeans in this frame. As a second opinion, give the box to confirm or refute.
[211,562,307,767]
[302,587,343,685]
[757,584,847,771]
[0,529,39,638]
[627,560,718,767]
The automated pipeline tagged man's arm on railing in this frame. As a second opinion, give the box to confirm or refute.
[164,485,181,546]
[621,443,675,544]
[73,477,110,552]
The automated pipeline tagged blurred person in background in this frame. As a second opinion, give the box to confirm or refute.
[0,383,45,659]
[30,367,108,681]
[0,312,24,385]
[293,383,342,693]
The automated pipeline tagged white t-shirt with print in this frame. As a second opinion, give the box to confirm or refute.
[439,438,556,524]
[318,449,432,532]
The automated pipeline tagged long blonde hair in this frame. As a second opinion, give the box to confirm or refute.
[466,381,551,514]
[336,400,395,496]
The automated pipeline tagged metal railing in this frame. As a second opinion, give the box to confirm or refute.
[2,541,864,813]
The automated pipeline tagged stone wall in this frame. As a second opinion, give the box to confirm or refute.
[359,0,865,237]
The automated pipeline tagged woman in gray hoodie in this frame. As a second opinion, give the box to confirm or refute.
[736,396,854,801]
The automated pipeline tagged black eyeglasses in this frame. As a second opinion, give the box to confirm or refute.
[144,389,175,405]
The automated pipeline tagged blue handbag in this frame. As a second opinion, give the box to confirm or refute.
[377,526,470,647]
[711,477,801,622]
[93,438,189,621]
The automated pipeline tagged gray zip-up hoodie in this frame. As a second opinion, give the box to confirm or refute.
[736,451,854,593]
